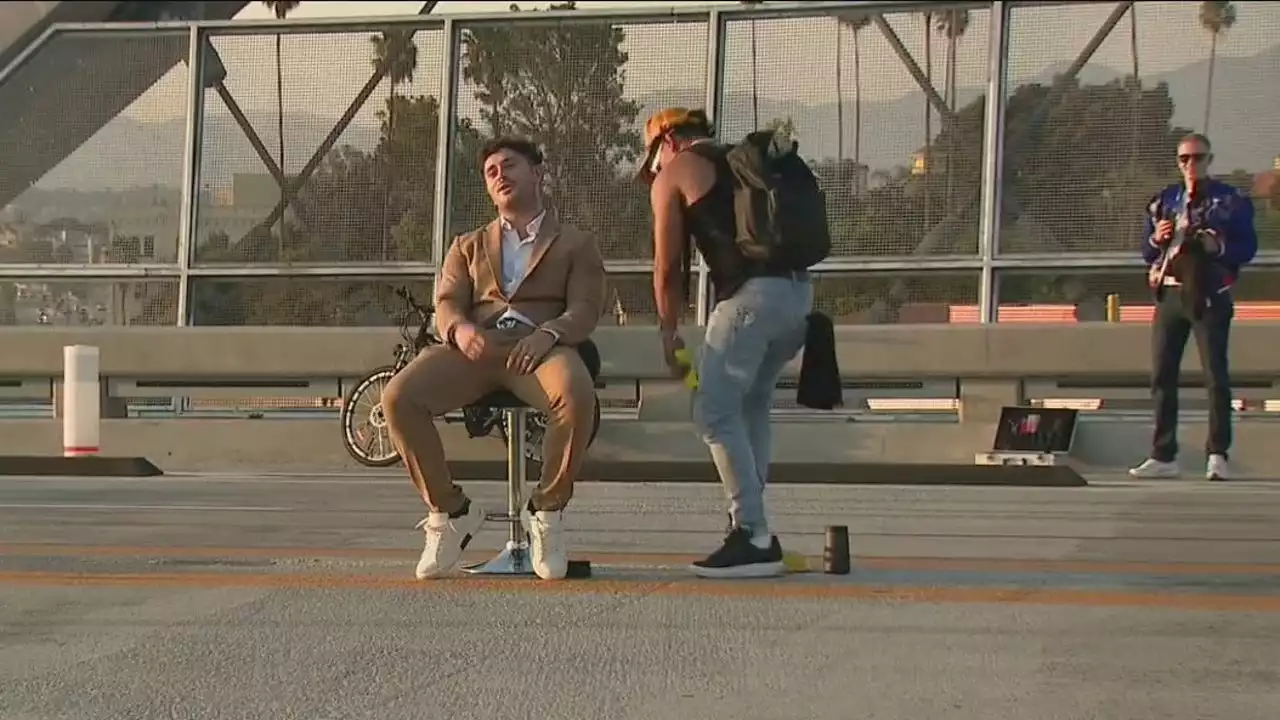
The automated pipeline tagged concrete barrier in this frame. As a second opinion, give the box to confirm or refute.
[0,323,1277,476]
[1,323,1279,378]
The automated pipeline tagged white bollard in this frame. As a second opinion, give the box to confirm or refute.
[63,345,101,458]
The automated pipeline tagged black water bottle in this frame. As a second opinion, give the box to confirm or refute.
[823,525,850,575]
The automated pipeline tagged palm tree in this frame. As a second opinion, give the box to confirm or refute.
[370,30,418,260]
[371,30,418,89]
[835,12,872,169]
[935,9,968,209]
[261,0,301,258]
[1199,1,1237,134]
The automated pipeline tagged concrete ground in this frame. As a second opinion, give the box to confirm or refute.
[2,471,1279,720]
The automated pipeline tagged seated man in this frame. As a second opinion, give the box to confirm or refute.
[381,137,606,581]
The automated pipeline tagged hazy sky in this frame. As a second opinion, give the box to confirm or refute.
[121,0,1280,122]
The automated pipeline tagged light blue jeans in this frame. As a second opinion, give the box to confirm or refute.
[692,275,814,538]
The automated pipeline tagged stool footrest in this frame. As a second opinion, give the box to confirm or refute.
[460,541,535,575]
[485,512,523,523]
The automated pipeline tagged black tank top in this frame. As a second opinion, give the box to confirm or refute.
[681,143,767,303]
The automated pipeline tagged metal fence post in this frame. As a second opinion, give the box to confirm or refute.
[177,23,206,327]
[977,0,1009,324]
[695,9,724,327]
[432,18,459,285]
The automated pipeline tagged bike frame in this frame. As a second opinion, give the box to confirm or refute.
[390,288,438,373]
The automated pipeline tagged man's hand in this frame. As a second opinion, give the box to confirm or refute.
[507,329,557,375]
[1154,219,1175,245]
[660,330,686,380]
[1198,228,1221,255]
[452,323,486,362]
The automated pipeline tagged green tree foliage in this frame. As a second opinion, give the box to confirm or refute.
[193,29,447,325]
[822,77,1190,261]
[999,78,1189,253]
[451,1,647,259]
[192,2,648,324]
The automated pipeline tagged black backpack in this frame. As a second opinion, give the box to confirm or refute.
[722,130,831,270]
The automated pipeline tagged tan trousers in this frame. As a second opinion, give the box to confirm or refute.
[380,327,596,515]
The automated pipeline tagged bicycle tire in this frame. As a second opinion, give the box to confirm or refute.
[341,366,402,468]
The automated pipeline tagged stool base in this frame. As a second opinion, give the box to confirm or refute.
[461,540,534,576]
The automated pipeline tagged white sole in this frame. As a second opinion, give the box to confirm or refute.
[1128,470,1180,479]
[688,561,786,579]
[415,508,487,579]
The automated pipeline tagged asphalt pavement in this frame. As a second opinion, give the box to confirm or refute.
[2,472,1279,720]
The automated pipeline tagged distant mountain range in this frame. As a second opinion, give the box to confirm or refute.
[33,43,1280,194]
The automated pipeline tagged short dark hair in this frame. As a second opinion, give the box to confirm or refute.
[479,136,544,168]
[1180,132,1212,151]
[669,109,714,141]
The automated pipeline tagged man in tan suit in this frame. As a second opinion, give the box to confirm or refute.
[381,137,606,581]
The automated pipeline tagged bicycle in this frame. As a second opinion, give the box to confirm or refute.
[340,286,602,468]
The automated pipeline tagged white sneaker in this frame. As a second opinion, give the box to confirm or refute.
[414,502,486,579]
[1128,458,1180,479]
[526,509,568,580]
[1206,454,1230,482]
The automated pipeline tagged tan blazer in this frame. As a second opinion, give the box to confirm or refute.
[434,212,607,346]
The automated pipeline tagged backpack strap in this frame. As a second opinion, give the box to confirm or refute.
[672,142,729,306]
[681,141,727,162]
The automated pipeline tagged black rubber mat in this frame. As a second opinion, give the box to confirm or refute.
[0,456,164,477]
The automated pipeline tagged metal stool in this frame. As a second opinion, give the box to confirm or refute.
[461,390,535,576]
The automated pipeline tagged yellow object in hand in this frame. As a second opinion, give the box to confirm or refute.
[673,348,698,390]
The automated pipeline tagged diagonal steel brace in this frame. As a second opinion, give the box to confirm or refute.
[868,1,1134,321]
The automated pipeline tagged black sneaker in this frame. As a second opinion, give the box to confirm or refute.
[689,527,785,579]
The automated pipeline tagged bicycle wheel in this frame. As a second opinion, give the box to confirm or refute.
[498,394,603,464]
[341,366,402,467]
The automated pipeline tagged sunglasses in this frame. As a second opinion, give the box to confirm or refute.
[1177,153,1208,164]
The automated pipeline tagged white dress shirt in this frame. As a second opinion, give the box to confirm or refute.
[495,210,555,335]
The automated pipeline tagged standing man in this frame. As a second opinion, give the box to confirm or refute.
[639,108,824,578]
[381,137,606,580]
[1129,133,1257,481]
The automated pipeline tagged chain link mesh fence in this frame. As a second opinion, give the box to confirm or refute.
[720,6,989,258]
[0,279,178,326]
[0,30,190,266]
[193,25,445,266]
[604,271,697,327]
[812,271,980,324]
[447,14,708,261]
[996,267,1280,323]
[1000,0,1280,256]
[188,276,432,326]
[6,4,1278,330]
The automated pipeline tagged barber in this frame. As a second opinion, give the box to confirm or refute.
[1129,132,1257,482]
